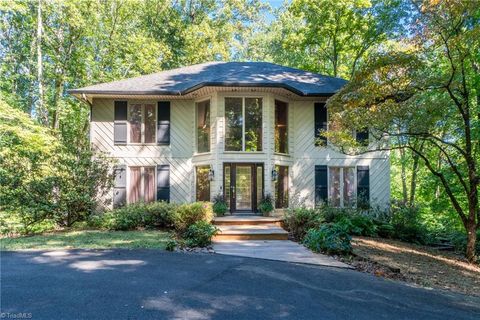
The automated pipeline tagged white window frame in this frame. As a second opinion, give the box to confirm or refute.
[128,103,157,145]
[224,97,263,152]
[127,166,157,204]
[328,166,357,208]
[195,99,211,154]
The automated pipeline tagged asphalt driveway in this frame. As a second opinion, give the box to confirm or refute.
[1,249,479,320]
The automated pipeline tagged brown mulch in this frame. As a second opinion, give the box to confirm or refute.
[337,237,480,297]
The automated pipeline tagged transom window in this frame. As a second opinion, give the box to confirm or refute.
[224,97,262,151]
[196,100,210,153]
[329,167,356,207]
[129,104,156,144]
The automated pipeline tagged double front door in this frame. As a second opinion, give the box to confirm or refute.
[224,163,264,213]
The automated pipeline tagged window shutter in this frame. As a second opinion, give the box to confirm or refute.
[157,101,170,145]
[315,165,328,206]
[357,166,370,208]
[157,164,170,202]
[314,103,327,146]
[113,165,126,208]
[114,101,128,145]
[356,129,369,145]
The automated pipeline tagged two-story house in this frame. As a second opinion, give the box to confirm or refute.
[69,62,390,214]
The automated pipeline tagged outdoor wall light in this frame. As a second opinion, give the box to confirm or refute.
[271,168,278,182]
[208,167,215,181]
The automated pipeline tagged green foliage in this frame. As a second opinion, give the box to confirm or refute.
[165,239,177,252]
[212,194,228,216]
[258,194,274,216]
[303,224,352,255]
[184,221,218,248]
[335,214,378,237]
[390,204,429,244]
[173,202,213,234]
[283,208,324,241]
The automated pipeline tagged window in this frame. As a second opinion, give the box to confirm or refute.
[196,100,210,153]
[275,165,289,208]
[129,104,156,144]
[328,167,355,207]
[196,166,210,201]
[314,102,327,146]
[225,97,262,151]
[128,166,156,204]
[275,100,288,153]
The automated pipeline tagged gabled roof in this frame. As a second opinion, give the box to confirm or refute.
[68,61,347,97]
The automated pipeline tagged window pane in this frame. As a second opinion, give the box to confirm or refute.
[144,104,156,143]
[130,104,142,143]
[196,166,210,201]
[343,167,355,207]
[144,167,155,203]
[225,98,243,151]
[275,100,288,153]
[329,167,341,207]
[196,100,210,153]
[245,98,262,151]
[275,165,289,208]
[129,167,141,203]
[224,165,231,210]
[256,165,263,208]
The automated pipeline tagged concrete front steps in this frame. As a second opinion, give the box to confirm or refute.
[213,215,288,241]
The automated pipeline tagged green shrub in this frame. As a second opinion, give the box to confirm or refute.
[284,208,324,241]
[212,194,228,216]
[258,194,274,216]
[303,223,352,255]
[448,230,480,254]
[165,239,177,251]
[374,220,395,238]
[184,221,218,247]
[145,201,177,228]
[335,214,378,236]
[105,202,147,230]
[173,202,213,234]
[390,204,428,244]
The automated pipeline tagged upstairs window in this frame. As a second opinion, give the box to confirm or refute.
[275,100,288,154]
[196,100,210,153]
[314,102,327,146]
[129,104,156,144]
[225,97,262,152]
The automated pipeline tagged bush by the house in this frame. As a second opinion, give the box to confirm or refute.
[303,224,352,255]
[390,204,429,244]
[172,202,213,234]
[184,221,219,247]
[335,214,378,237]
[212,194,228,216]
[258,194,274,216]
[283,207,324,241]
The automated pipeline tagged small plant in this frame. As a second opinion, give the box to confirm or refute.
[165,239,177,251]
[303,223,352,255]
[212,194,228,216]
[173,202,213,234]
[283,207,324,241]
[258,194,274,216]
[184,221,218,247]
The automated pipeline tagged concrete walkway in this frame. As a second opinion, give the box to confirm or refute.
[213,240,351,268]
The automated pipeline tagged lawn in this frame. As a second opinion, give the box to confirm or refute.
[342,237,480,297]
[0,230,171,250]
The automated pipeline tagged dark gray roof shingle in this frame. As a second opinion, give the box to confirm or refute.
[69,62,347,97]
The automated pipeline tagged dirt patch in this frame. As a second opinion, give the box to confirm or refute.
[337,237,480,297]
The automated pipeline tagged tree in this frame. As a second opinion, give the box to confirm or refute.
[326,1,479,262]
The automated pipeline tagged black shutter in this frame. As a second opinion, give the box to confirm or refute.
[157,101,170,145]
[314,103,327,146]
[315,165,328,206]
[113,165,126,208]
[114,101,128,145]
[157,165,170,202]
[356,129,369,145]
[357,166,370,209]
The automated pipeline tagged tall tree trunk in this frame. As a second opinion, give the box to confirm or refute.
[52,77,64,130]
[399,148,408,204]
[465,216,477,263]
[36,0,47,125]
[409,151,421,206]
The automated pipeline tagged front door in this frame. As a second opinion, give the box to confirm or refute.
[224,163,263,213]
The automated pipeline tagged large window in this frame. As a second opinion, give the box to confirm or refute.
[196,166,211,201]
[275,100,288,154]
[225,97,262,151]
[128,166,156,204]
[196,100,210,153]
[328,167,355,207]
[129,104,156,144]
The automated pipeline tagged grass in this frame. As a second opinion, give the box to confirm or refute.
[0,230,171,251]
